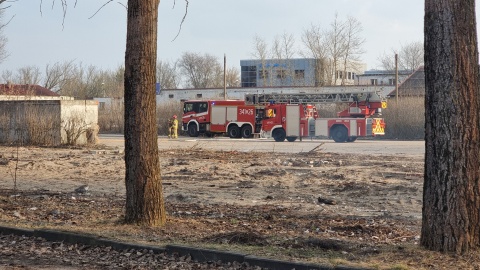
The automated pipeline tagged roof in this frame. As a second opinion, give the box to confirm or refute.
[359,69,413,77]
[0,84,59,96]
[387,66,425,97]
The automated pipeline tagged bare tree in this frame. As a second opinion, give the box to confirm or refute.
[1,69,13,83]
[399,41,424,72]
[376,51,396,71]
[107,65,125,98]
[340,16,364,85]
[251,35,269,60]
[325,13,346,85]
[156,60,178,89]
[422,0,480,253]
[0,9,8,64]
[56,63,88,97]
[272,31,296,60]
[251,35,269,86]
[301,24,328,86]
[44,60,76,92]
[377,41,424,72]
[225,66,239,87]
[178,52,223,88]
[124,0,165,226]
[15,66,42,85]
[271,32,297,85]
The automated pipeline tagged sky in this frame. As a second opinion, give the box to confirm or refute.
[0,0,441,76]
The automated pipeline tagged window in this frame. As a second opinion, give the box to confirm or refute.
[294,70,305,79]
[198,102,208,113]
[99,102,106,111]
[183,102,208,114]
[336,70,343,79]
[241,65,257,87]
[276,69,286,79]
[347,72,352,80]
[389,79,396,85]
[169,94,174,98]
[259,69,269,79]
[370,79,377,85]
[196,93,203,98]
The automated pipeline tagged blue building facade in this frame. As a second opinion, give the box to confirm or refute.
[240,58,318,87]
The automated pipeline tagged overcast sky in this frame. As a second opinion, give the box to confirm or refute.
[0,0,465,75]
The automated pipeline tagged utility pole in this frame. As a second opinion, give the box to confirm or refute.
[224,54,227,100]
[395,54,399,104]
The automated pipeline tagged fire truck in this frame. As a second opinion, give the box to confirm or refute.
[181,89,386,142]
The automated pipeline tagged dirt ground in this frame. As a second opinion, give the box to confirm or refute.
[0,143,478,269]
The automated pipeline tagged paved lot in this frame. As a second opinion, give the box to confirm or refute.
[99,134,425,156]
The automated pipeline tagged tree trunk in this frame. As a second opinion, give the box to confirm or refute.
[124,0,166,226]
[422,0,480,253]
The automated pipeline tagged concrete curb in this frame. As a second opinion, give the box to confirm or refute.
[0,226,370,270]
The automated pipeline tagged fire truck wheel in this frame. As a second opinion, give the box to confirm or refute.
[331,126,348,143]
[228,125,241,138]
[273,129,286,142]
[188,124,199,137]
[241,125,253,138]
[347,136,357,142]
[286,136,297,142]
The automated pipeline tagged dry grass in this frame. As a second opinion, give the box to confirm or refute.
[156,101,183,135]
[382,97,424,140]
[98,101,183,136]
[1,190,479,270]
[0,146,479,270]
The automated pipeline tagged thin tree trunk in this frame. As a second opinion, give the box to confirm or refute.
[124,0,166,226]
[422,0,480,253]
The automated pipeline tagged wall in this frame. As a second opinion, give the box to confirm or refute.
[60,100,99,145]
[0,99,98,146]
[0,95,74,101]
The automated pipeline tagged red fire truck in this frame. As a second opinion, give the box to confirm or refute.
[182,100,258,138]
[181,90,386,142]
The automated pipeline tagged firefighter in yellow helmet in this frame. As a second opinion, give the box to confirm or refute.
[168,115,178,139]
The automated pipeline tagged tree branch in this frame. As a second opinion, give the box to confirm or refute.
[172,0,188,42]
[89,0,114,19]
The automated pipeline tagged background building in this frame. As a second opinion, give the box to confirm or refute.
[240,58,362,88]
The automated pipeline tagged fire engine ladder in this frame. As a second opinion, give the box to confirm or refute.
[244,89,385,105]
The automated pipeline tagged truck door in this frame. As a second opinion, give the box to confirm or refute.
[211,106,227,125]
[286,105,300,137]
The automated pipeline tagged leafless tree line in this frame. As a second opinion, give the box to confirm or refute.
[1,61,125,98]
[252,14,366,86]
[158,52,240,89]
[0,52,241,97]
[251,14,424,86]
[0,11,422,95]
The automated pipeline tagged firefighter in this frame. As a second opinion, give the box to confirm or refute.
[168,115,178,139]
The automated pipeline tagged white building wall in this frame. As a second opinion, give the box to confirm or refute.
[155,86,394,105]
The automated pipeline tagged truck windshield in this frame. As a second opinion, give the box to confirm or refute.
[184,102,208,113]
